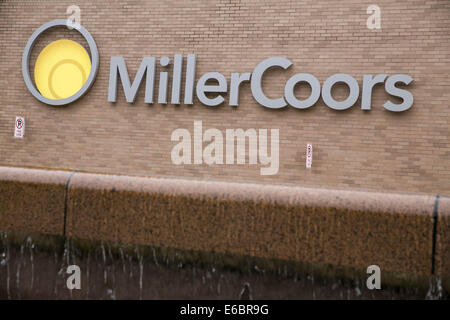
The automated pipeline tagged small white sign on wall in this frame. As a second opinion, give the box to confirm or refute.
[306,143,313,168]
[14,116,25,139]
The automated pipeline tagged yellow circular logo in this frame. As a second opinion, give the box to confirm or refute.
[22,20,99,106]
[34,39,92,100]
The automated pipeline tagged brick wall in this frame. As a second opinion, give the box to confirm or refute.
[0,0,449,194]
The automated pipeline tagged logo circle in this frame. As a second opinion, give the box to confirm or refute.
[22,19,99,106]
[35,39,91,100]
[47,57,87,99]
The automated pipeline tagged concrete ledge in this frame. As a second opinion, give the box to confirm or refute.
[0,167,71,235]
[0,166,448,283]
[65,171,438,277]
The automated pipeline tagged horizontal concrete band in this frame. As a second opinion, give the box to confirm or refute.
[0,166,448,280]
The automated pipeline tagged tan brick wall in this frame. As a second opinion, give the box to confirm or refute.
[0,0,449,194]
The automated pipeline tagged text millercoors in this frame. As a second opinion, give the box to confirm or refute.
[24,21,414,110]
[108,55,413,112]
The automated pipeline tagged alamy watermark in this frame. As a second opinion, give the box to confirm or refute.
[171,121,279,175]
[66,265,81,290]
[366,265,381,290]
[66,5,81,30]
[366,5,381,30]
